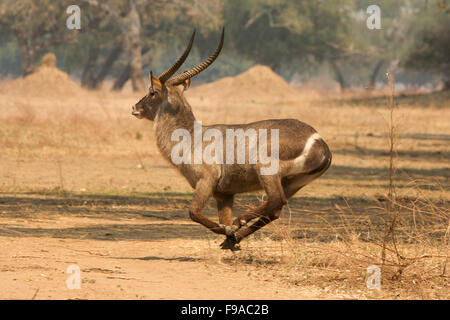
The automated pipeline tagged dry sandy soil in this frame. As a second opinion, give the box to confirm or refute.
[0,196,331,300]
[0,64,448,299]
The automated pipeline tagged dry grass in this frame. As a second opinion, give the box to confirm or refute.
[0,67,448,299]
[232,188,448,299]
[216,74,449,299]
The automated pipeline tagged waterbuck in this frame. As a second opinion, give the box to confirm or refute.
[132,29,332,251]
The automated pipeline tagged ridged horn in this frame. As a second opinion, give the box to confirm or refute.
[167,27,224,86]
[158,30,196,83]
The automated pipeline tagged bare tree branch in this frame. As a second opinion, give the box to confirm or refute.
[80,0,127,33]
[244,9,270,29]
[244,8,297,30]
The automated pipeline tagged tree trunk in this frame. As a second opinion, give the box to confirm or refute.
[124,0,145,92]
[15,31,37,76]
[81,46,100,89]
[21,48,37,76]
[111,45,150,91]
[112,64,131,91]
[367,59,385,90]
[92,45,123,89]
[330,60,347,92]
[443,75,450,91]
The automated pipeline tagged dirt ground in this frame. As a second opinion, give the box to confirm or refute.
[0,65,448,299]
[0,192,414,300]
[0,193,330,300]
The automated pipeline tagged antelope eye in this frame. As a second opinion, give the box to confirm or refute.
[149,92,155,97]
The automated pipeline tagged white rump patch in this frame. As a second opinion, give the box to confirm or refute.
[288,133,322,175]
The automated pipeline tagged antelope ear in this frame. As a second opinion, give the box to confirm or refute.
[149,71,162,91]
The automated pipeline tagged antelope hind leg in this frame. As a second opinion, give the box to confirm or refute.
[226,175,287,247]
[219,236,241,251]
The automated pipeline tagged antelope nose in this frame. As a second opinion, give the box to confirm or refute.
[132,105,140,115]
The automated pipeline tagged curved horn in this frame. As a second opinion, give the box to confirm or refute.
[158,30,196,83]
[167,28,224,86]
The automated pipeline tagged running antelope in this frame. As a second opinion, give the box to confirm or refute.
[132,29,332,251]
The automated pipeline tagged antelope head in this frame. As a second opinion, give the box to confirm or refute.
[132,28,224,120]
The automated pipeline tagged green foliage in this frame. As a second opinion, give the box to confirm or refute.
[0,36,21,76]
[403,5,450,74]
[0,0,447,88]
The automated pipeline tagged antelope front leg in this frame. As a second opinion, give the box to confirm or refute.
[189,178,227,235]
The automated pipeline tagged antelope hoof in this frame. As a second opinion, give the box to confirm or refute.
[220,236,241,251]
[224,225,239,236]
[215,224,229,235]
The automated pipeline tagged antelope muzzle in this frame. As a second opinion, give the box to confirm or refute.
[131,104,144,119]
